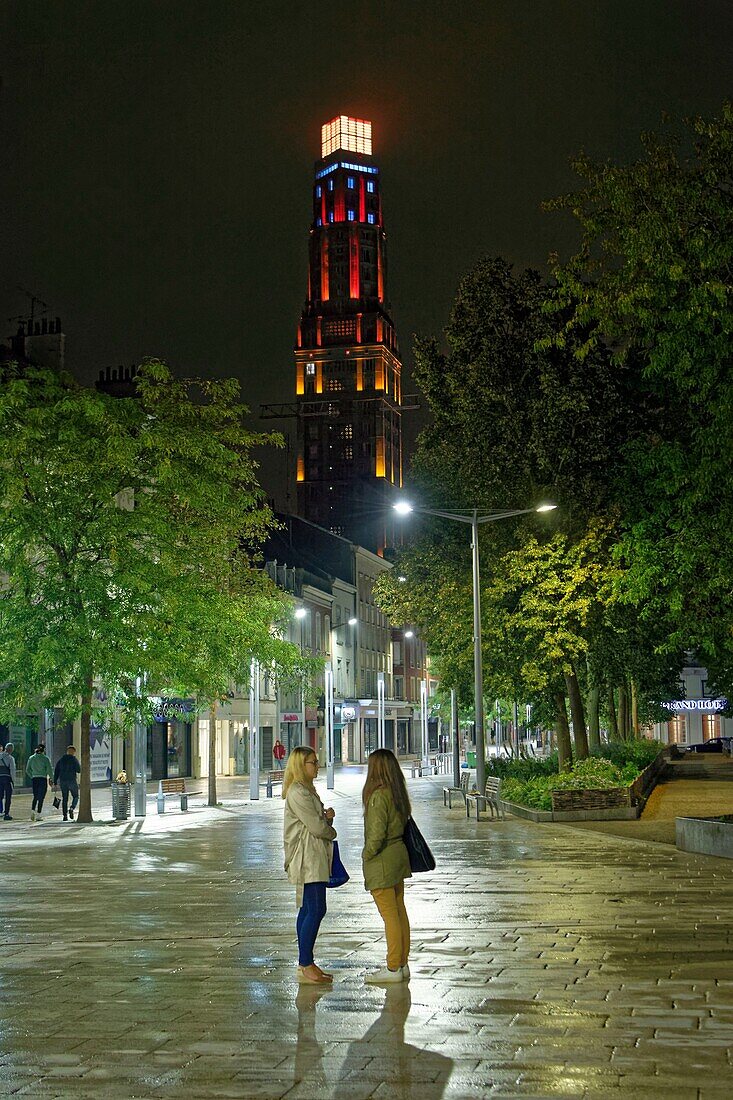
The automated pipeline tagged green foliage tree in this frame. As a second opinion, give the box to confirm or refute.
[547,103,733,687]
[0,360,313,821]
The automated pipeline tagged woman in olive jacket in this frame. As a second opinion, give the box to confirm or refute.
[362,748,412,983]
[283,746,337,984]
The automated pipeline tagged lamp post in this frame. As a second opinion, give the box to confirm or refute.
[249,657,260,800]
[394,500,556,795]
[328,616,357,785]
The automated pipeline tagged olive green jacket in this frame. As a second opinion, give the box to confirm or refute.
[362,787,412,891]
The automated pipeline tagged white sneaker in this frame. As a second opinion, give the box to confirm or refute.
[36,814,43,821]
[30,811,36,822]
[364,967,404,984]
[401,963,411,980]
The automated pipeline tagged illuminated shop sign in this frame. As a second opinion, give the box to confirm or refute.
[661,699,728,713]
[280,712,303,724]
[152,697,195,722]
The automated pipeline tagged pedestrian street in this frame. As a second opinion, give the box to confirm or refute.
[2,769,732,1098]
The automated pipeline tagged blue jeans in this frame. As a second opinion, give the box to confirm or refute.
[296,882,327,966]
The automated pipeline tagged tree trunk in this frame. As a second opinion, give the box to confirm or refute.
[78,673,94,823]
[208,699,218,807]
[587,684,601,753]
[565,666,589,759]
[631,680,640,737]
[618,684,629,741]
[554,692,573,772]
[607,686,619,741]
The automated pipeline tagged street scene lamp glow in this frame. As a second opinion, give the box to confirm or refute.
[348,617,358,626]
[404,630,414,638]
[397,575,407,582]
[294,607,307,619]
[536,503,557,513]
[393,501,413,515]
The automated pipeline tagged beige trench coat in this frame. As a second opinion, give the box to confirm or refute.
[284,781,337,905]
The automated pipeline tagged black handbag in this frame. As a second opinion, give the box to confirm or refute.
[326,840,350,888]
[403,816,436,873]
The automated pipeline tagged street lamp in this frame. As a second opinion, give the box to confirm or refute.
[393,499,556,795]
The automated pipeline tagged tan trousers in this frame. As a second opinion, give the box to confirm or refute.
[371,880,410,971]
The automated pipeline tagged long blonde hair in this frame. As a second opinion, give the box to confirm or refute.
[282,745,316,798]
[362,748,411,820]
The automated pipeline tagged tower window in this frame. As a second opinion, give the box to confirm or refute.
[367,181,375,193]
[329,179,334,191]
[367,213,375,224]
[347,210,355,222]
[328,212,334,223]
[347,176,355,189]
[306,362,316,376]
[316,185,322,198]
[316,217,323,227]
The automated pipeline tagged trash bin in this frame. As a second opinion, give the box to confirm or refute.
[111,782,131,820]
[466,751,476,768]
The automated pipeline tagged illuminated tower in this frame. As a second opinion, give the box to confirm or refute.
[295,116,403,555]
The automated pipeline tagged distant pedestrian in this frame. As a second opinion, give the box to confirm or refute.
[283,746,337,985]
[0,742,17,820]
[54,746,81,821]
[26,743,53,821]
[273,738,286,768]
[362,748,412,984]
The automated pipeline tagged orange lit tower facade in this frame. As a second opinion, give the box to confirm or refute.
[295,116,403,555]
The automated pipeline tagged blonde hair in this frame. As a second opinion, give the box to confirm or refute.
[362,748,411,821]
[282,745,317,798]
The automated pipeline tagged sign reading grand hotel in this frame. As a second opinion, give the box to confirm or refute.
[661,698,728,713]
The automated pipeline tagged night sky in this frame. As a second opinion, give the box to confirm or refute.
[1,1,731,502]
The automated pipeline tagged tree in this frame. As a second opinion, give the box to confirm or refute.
[547,103,733,686]
[0,360,313,821]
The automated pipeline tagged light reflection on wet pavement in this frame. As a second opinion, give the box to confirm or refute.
[2,770,732,1098]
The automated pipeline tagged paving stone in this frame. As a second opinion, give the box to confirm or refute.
[3,770,733,1098]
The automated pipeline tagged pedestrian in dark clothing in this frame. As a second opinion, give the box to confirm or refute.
[54,746,81,821]
[0,743,16,820]
[26,744,54,821]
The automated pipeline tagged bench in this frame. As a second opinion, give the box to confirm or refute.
[266,770,284,798]
[465,777,505,821]
[443,771,471,808]
[410,756,438,778]
[156,777,201,814]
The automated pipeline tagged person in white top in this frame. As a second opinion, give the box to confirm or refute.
[283,746,337,984]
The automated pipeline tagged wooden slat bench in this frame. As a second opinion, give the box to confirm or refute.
[156,777,201,814]
[443,771,471,808]
[266,770,285,798]
[465,777,505,821]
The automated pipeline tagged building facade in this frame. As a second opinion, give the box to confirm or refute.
[649,660,733,747]
[295,116,403,555]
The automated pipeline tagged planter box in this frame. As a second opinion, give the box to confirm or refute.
[676,815,733,860]
[499,800,554,823]
[551,786,631,812]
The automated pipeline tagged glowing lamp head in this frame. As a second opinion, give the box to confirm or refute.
[393,501,413,516]
[294,607,307,620]
[348,617,358,626]
[397,575,407,583]
[536,503,557,513]
[321,116,372,158]
[404,630,414,639]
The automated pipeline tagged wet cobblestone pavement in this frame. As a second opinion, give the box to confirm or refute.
[2,769,733,1098]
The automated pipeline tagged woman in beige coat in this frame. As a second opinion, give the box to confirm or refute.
[362,748,412,984]
[283,746,337,984]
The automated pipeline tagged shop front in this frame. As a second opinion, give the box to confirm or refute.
[147,698,194,781]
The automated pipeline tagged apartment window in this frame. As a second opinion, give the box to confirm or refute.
[394,676,404,699]
[367,213,376,224]
[347,176,355,189]
[367,180,375,193]
[316,217,323,227]
[329,179,334,191]
[347,209,355,222]
[328,212,334,223]
[316,185,322,198]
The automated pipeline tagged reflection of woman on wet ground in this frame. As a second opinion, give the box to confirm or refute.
[283,746,337,984]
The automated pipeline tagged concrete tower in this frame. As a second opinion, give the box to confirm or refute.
[295,116,403,555]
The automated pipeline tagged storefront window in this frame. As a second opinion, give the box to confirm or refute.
[364,718,377,756]
[703,714,721,741]
[397,719,409,756]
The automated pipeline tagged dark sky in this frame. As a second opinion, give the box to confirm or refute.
[1,0,731,501]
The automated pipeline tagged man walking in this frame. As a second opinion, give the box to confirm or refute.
[0,742,17,820]
[26,743,54,821]
[54,745,81,821]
